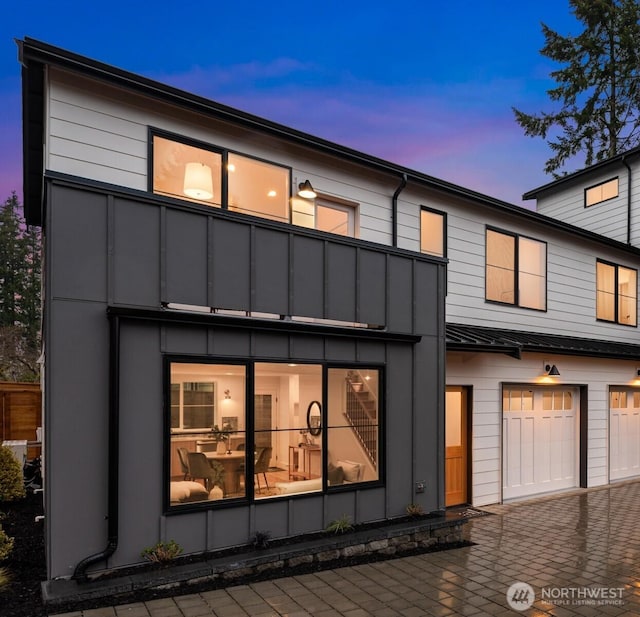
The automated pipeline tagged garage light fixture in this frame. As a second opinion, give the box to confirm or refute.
[545,364,560,376]
[297,179,317,199]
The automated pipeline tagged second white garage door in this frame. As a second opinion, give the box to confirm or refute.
[610,389,640,481]
[503,387,578,500]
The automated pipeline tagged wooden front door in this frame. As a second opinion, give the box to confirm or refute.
[445,386,468,506]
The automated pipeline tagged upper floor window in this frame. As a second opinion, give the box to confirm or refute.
[150,130,290,223]
[291,194,357,237]
[150,130,360,237]
[596,259,637,326]
[153,134,222,207]
[585,178,618,207]
[420,207,446,257]
[485,228,546,310]
[227,152,290,223]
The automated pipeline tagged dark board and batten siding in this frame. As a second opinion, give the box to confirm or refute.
[45,178,445,576]
[51,178,441,335]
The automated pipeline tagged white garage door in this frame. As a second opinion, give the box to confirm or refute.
[610,389,640,481]
[503,387,578,500]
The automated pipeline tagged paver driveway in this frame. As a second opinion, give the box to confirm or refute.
[53,480,640,616]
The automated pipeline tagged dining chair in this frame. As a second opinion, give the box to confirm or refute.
[187,451,224,493]
[254,446,272,493]
[177,447,191,480]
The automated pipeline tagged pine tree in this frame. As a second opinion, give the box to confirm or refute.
[0,193,41,381]
[513,0,640,176]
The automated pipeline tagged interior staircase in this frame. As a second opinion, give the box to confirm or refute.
[345,371,378,468]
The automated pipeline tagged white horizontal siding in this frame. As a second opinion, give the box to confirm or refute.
[47,67,640,344]
[447,352,636,505]
[46,68,395,246]
[536,167,632,245]
[416,192,640,345]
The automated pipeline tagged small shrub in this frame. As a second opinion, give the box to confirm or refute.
[406,503,424,517]
[326,514,353,535]
[0,526,14,561]
[140,540,183,564]
[0,567,9,590]
[0,446,26,502]
[251,530,271,549]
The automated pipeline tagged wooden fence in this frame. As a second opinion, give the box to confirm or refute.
[1,381,42,459]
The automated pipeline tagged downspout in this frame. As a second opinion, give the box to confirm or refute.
[622,155,632,245]
[73,314,120,581]
[392,174,407,247]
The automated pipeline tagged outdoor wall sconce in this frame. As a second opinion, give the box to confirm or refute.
[297,179,317,199]
[224,389,231,400]
[183,162,213,199]
[545,364,560,376]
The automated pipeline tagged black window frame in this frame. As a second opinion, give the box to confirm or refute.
[485,226,548,311]
[149,128,293,222]
[420,206,447,258]
[164,355,385,514]
[584,177,619,208]
[595,258,638,327]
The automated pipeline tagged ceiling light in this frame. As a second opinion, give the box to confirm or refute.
[183,162,213,199]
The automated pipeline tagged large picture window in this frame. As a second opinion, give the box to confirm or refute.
[486,228,546,310]
[167,360,381,509]
[596,259,637,326]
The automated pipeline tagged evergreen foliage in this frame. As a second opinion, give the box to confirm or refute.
[0,193,41,381]
[513,0,640,176]
[0,446,26,502]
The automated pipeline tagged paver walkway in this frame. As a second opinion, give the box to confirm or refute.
[52,480,640,616]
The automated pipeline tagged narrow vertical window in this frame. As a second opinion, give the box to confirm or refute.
[420,208,445,257]
[597,260,637,325]
[254,363,323,499]
[486,229,516,304]
[518,237,546,310]
[168,362,246,506]
[327,368,380,485]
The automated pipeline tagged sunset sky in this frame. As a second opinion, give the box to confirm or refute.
[2,1,581,209]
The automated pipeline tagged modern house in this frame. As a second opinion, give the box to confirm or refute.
[19,38,447,585]
[18,37,640,588]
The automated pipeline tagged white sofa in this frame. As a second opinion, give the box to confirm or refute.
[170,481,209,503]
[275,459,365,495]
[275,477,322,494]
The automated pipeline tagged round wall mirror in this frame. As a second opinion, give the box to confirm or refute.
[306,400,322,436]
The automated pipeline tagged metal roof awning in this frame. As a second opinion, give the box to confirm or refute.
[446,323,640,361]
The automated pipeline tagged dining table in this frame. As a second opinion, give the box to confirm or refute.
[203,450,246,495]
